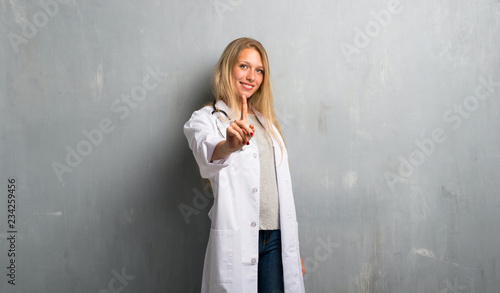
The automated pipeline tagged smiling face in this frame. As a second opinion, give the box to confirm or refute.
[231,48,264,100]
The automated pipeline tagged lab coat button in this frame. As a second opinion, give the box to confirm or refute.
[251,258,257,265]
[253,153,257,158]
[252,188,258,193]
[251,222,256,227]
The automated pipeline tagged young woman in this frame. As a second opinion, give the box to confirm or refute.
[184,37,305,293]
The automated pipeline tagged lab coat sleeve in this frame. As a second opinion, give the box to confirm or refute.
[184,107,231,179]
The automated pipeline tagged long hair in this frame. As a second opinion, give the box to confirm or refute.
[211,37,285,154]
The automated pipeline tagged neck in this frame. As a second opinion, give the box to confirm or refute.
[239,107,255,114]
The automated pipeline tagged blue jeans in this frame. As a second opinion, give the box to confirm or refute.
[258,230,284,293]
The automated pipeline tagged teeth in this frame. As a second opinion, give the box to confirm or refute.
[242,83,253,89]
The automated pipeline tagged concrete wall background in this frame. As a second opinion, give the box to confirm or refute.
[1,0,499,292]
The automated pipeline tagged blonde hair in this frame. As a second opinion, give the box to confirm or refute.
[211,37,285,155]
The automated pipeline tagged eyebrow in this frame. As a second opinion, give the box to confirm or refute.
[238,60,264,69]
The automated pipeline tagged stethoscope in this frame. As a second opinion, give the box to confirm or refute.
[211,100,233,138]
[211,99,230,119]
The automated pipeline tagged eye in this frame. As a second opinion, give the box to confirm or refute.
[256,69,264,74]
[239,64,247,69]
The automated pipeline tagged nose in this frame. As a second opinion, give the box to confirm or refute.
[246,69,255,82]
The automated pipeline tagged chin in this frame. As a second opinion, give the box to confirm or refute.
[239,91,255,98]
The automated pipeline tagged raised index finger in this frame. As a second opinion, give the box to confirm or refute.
[241,95,247,122]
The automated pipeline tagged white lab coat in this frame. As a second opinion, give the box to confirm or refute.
[184,100,306,293]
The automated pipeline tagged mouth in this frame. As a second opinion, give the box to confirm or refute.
[240,82,255,90]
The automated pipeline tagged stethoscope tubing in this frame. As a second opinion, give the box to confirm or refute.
[211,99,230,119]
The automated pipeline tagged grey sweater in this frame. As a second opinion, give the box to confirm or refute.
[247,113,280,230]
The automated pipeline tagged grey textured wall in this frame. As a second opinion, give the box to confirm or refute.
[1,0,500,292]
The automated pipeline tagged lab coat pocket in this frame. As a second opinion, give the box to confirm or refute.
[209,228,236,283]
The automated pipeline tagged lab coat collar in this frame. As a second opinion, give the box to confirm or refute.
[214,100,236,121]
[214,99,265,128]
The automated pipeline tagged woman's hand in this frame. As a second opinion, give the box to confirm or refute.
[301,257,305,276]
[211,95,255,161]
[225,95,255,151]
